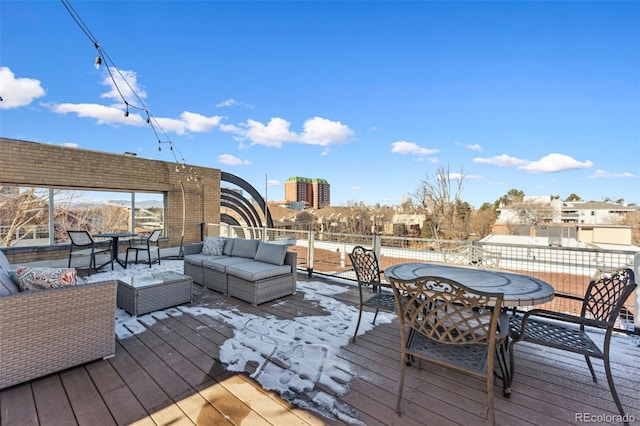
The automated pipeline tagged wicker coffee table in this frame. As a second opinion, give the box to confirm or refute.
[117,271,193,316]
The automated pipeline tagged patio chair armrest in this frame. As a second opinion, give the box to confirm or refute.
[520,308,611,330]
[496,312,510,340]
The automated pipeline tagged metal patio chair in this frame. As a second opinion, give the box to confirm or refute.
[349,245,396,343]
[389,275,508,425]
[125,229,163,268]
[509,267,637,425]
[67,230,113,275]
[442,245,501,268]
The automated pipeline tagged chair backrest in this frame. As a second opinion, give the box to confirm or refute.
[389,275,504,346]
[67,230,94,247]
[582,267,636,324]
[148,229,163,243]
[349,246,381,286]
[443,245,501,268]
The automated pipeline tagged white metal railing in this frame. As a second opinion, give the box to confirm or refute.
[203,222,640,335]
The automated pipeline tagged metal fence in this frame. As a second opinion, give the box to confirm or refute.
[203,223,640,335]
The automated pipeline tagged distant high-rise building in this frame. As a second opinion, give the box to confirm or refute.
[284,177,330,209]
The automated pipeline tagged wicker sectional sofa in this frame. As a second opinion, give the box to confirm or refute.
[183,237,297,306]
[0,250,117,390]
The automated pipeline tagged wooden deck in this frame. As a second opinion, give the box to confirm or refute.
[1,275,639,426]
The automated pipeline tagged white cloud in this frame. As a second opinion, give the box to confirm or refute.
[244,117,298,147]
[49,102,146,126]
[589,169,637,179]
[217,154,251,165]
[177,111,222,133]
[0,67,46,109]
[300,117,353,146]
[100,68,146,106]
[473,154,530,167]
[62,142,79,148]
[391,141,439,156]
[216,98,252,108]
[227,116,354,148]
[466,143,482,152]
[520,153,593,173]
[216,98,240,107]
[474,153,593,173]
[352,186,363,191]
[267,179,280,186]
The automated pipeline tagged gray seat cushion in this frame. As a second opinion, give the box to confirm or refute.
[184,253,220,267]
[202,256,254,273]
[226,261,292,281]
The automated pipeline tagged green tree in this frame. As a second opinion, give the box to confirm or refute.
[565,193,581,201]
[493,189,525,210]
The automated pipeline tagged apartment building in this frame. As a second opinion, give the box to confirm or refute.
[284,177,330,209]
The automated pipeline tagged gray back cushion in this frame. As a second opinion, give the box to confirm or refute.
[223,238,235,256]
[230,238,259,259]
[0,250,11,271]
[254,242,288,266]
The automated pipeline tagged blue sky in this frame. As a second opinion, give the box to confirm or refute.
[1,1,639,208]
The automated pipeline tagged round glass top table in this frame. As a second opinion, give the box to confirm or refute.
[384,262,555,307]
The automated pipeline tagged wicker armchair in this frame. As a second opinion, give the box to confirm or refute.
[389,275,508,425]
[509,267,636,424]
[349,246,396,343]
[126,229,163,268]
[67,230,113,275]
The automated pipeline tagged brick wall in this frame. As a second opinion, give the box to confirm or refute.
[0,137,220,262]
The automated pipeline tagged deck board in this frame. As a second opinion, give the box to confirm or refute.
[1,275,638,425]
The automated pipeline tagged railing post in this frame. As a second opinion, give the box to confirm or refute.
[373,235,382,262]
[307,231,315,278]
[634,253,640,338]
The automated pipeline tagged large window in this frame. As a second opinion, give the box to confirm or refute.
[0,186,165,247]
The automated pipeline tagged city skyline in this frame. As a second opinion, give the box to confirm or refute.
[1,1,638,208]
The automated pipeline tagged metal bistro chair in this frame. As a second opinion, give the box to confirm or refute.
[67,230,113,275]
[389,275,508,426]
[125,229,163,268]
[509,267,637,424]
[349,245,396,343]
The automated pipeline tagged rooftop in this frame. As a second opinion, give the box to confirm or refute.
[1,260,638,425]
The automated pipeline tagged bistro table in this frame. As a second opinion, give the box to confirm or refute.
[384,262,555,397]
[95,232,138,268]
[384,262,555,307]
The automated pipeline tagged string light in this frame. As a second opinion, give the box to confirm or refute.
[61,0,200,185]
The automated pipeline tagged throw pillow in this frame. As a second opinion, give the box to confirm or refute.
[254,241,288,265]
[202,236,226,256]
[15,266,78,291]
[210,237,226,255]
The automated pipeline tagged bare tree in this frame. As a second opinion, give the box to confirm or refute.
[470,204,497,238]
[0,187,48,247]
[511,199,555,226]
[411,165,468,241]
